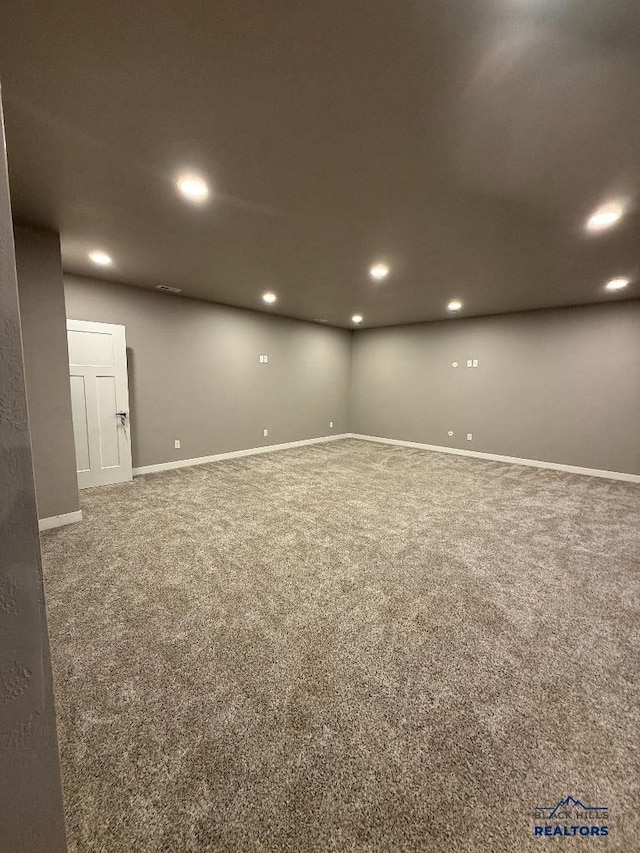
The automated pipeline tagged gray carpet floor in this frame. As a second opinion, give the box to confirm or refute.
[41,438,640,852]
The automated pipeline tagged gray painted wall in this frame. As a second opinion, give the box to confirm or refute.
[351,301,640,475]
[64,276,352,468]
[15,225,79,520]
[0,94,67,853]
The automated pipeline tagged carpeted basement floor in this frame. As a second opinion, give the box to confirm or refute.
[41,439,640,852]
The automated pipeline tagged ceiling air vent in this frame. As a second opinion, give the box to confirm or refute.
[156,285,182,294]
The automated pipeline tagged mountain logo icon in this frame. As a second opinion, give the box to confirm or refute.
[535,795,608,819]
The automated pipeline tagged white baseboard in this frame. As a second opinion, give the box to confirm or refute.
[348,433,640,483]
[132,433,351,476]
[39,510,83,531]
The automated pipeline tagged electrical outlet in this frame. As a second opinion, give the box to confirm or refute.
[467,433,473,441]
[259,354,269,363]
[174,439,181,449]
[329,421,334,428]
[472,359,478,368]
[466,359,473,368]
[263,429,269,438]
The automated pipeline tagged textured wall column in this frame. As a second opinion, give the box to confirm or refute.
[0,90,68,851]
[15,225,80,521]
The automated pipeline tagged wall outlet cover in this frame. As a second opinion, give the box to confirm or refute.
[263,429,269,437]
[174,440,181,449]
[467,433,473,441]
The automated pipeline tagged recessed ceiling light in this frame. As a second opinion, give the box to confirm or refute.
[88,250,112,266]
[351,314,363,324]
[605,277,629,291]
[447,299,463,312]
[262,292,277,304]
[369,262,389,281]
[586,201,625,233]
[176,174,210,203]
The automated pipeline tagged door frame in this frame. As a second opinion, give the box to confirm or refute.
[67,319,133,488]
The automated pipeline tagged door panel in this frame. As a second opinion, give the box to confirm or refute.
[69,374,91,472]
[67,320,132,488]
[96,375,120,468]
[67,328,114,366]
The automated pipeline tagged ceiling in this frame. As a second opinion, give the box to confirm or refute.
[1,0,639,328]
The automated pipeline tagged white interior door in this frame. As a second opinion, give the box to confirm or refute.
[67,319,133,489]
